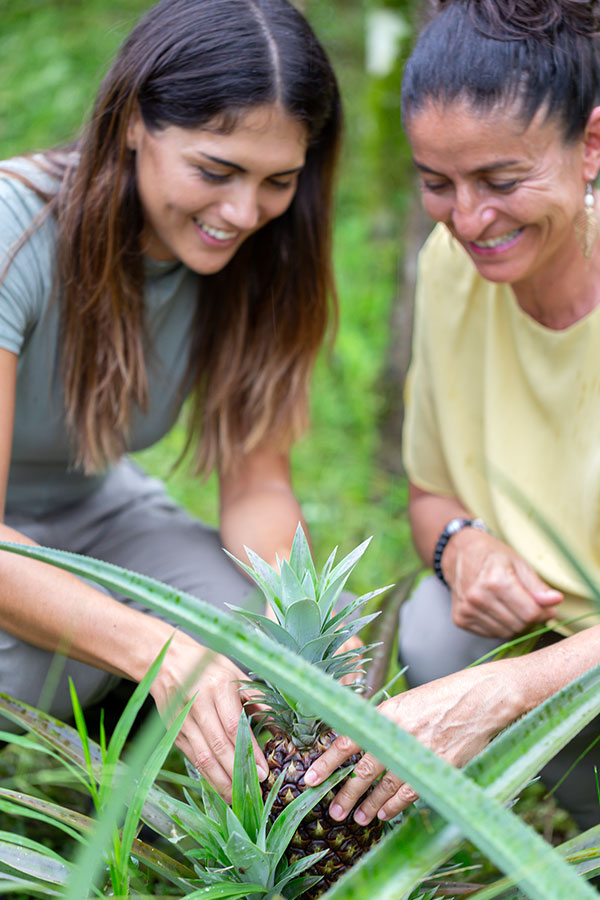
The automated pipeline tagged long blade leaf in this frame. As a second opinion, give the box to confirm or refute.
[0,541,596,900]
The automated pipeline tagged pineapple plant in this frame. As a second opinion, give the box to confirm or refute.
[229,524,391,898]
[182,711,352,900]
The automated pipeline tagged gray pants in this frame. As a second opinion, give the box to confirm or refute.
[399,575,600,831]
[1,459,255,728]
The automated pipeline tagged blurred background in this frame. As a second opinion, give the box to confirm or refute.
[0,0,428,591]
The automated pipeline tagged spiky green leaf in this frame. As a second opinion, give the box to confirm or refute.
[289,523,318,588]
[280,559,310,610]
[232,609,296,648]
[265,766,351,861]
[284,598,323,646]
[231,714,262,845]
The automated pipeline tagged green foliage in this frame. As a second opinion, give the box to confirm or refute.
[0,539,598,900]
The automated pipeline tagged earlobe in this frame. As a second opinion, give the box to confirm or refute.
[582,106,600,182]
[125,106,143,152]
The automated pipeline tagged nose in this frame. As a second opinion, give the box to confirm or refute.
[451,185,495,240]
[221,184,261,231]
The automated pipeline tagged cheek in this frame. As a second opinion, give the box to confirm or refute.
[420,191,451,222]
[262,192,296,223]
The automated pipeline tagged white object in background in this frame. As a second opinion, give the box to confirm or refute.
[366,8,409,77]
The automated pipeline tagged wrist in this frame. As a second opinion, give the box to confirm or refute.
[433,517,488,587]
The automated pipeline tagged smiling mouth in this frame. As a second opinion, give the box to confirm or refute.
[471,227,524,249]
[194,220,238,241]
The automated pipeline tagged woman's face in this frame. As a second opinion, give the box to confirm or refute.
[405,99,593,289]
[127,103,308,273]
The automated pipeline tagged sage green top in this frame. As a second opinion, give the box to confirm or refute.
[0,158,200,517]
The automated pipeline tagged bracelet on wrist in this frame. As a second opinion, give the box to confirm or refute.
[433,517,488,587]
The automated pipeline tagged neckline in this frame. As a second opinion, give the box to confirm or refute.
[504,284,600,336]
[143,255,184,278]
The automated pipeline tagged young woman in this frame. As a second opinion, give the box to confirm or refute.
[0,0,341,801]
[306,0,600,832]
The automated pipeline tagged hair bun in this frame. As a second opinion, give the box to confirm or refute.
[435,0,599,39]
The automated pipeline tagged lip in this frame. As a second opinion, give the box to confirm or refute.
[193,219,239,248]
[466,226,525,257]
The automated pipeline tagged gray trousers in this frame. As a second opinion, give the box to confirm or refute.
[1,459,255,728]
[399,575,600,831]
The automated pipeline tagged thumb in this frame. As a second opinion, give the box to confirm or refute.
[514,559,563,606]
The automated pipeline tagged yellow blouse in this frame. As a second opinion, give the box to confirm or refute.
[403,224,600,634]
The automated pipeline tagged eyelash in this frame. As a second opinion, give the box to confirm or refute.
[196,167,293,190]
[487,181,518,192]
[422,179,519,194]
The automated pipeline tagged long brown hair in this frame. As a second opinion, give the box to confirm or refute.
[8,0,342,474]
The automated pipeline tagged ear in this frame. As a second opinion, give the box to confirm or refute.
[582,106,600,182]
[126,105,144,152]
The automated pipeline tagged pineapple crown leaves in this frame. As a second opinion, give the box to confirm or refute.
[181,713,351,900]
[226,523,391,677]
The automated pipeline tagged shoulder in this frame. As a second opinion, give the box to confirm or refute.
[0,156,62,278]
[0,155,61,233]
[0,158,62,353]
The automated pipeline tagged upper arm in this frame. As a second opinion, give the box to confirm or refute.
[0,348,17,520]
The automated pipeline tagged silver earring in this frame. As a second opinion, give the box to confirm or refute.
[575,181,600,260]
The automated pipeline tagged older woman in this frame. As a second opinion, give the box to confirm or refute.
[306,0,600,832]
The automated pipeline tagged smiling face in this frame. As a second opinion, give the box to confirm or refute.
[126,103,308,274]
[405,99,598,291]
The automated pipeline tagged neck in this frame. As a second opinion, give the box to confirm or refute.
[512,238,600,330]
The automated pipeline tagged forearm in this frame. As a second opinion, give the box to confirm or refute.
[512,624,600,713]
[0,522,180,683]
[219,448,306,568]
[220,481,305,567]
[409,482,470,566]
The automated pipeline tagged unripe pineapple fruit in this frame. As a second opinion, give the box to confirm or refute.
[229,524,390,898]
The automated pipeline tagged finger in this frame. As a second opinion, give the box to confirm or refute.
[304,733,361,787]
[513,561,564,607]
[377,783,420,820]
[460,578,547,634]
[456,602,519,638]
[349,769,405,824]
[327,753,386,822]
[176,727,233,800]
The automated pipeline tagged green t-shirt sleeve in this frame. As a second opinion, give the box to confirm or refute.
[0,170,53,356]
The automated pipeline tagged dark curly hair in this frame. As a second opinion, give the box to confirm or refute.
[402,0,600,141]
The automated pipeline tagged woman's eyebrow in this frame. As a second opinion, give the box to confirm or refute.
[200,152,304,176]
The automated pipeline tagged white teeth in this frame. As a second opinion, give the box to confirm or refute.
[195,220,237,241]
[473,227,523,249]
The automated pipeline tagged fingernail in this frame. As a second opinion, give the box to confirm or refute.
[377,809,389,820]
[329,803,344,820]
[304,770,318,786]
[257,767,268,781]
[354,809,368,825]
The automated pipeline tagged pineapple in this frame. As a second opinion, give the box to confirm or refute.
[183,711,352,900]
[229,524,390,898]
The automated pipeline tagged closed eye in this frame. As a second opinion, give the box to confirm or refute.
[196,166,230,183]
[268,177,295,190]
[422,180,450,192]
[486,180,519,192]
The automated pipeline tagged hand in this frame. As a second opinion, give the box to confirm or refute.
[150,631,268,802]
[304,658,524,824]
[443,528,563,638]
